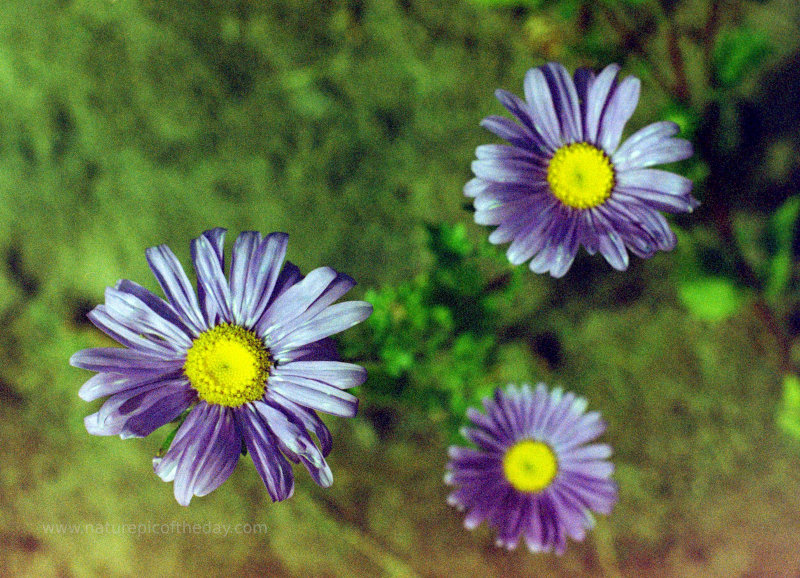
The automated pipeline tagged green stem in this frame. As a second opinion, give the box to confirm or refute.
[593,517,623,577]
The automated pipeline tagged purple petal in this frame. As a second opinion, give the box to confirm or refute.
[255,266,340,337]
[266,392,333,456]
[78,370,183,401]
[494,490,527,549]
[572,67,595,122]
[542,62,583,142]
[549,487,591,542]
[267,374,358,417]
[88,306,181,358]
[605,197,679,251]
[562,442,613,464]
[70,347,184,375]
[597,75,640,154]
[584,64,620,144]
[523,67,563,150]
[235,406,295,502]
[557,473,618,514]
[464,177,489,198]
[463,479,509,530]
[616,168,693,198]
[587,210,630,271]
[475,143,547,165]
[613,121,693,171]
[279,337,341,363]
[488,214,530,245]
[555,412,606,451]
[114,279,192,336]
[260,274,358,348]
[530,210,580,278]
[191,230,231,326]
[270,301,372,356]
[560,459,615,479]
[470,158,546,184]
[539,490,566,554]
[480,115,538,150]
[146,244,206,335]
[155,402,241,506]
[274,361,366,389]
[231,232,290,328]
[614,185,697,215]
[473,187,539,211]
[494,89,551,155]
[101,286,193,349]
[252,400,332,487]
[85,378,193,438]
[461,425,507,454]
[524,495,548,553]
[474,197,540,226]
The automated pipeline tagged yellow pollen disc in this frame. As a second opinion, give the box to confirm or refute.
[502,440,558,493]
[184,323,272,407]
[546,142,615,209]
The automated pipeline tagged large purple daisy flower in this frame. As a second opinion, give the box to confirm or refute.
[445,384,617,554]
[465,62,698,278]
[71,229,372,506]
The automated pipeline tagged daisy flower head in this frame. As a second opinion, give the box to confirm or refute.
[71,229,372,506]
[445,384,617,554]
[465,62,698,278]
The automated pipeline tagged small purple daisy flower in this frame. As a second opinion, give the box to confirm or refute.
[465,62,698,277]
[445,384,617,554]
[71,229,372,506]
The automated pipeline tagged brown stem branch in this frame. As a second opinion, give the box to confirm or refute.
[712,201,796,377]
[702,0,722,89]
[753,298,794,377]
[702,0,722,60]
[596,4,675,99]
[667,26,691,106]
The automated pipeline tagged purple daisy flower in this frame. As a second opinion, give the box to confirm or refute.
[465,62,698,278]
[445,384,617,554]
[71,229,372,506]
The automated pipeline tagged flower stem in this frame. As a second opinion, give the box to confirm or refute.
[593,517,623,578]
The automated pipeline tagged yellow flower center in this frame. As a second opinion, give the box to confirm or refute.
[502,440,558,493]
[546,142,615,209]
[184,323,272,407]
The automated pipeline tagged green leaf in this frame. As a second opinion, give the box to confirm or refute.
[468,0,543,7]
[777,374,800,442]
[765,196,800,302]
[156,410,190,458]
[678,276,744,322]
[381,346,415,378]
[661,103,698,143]
[712,28,772,89]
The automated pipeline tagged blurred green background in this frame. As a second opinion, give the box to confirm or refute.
[2,0,800,575]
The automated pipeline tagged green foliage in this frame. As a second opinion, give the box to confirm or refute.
[678,276,744,322]
[662,103,699,144]
[364,277,454,379]
[467,0,543,7]
[764,196,800,303]
[777,374,800,442]
[730,196,800,307]
[156,409,190,458]
[674,226,747,322]
[351,223,529,437]
[712,27,773,89]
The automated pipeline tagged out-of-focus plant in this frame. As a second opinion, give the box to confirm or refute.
[342,223,531,438]
[461,0,800,455]
[777,374,800,442]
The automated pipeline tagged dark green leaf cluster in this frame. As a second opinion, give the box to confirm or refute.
[342,223,526,438]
